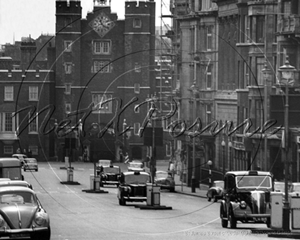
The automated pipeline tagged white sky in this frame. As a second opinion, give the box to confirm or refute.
[0,0,171,45]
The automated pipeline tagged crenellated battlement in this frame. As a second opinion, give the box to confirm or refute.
[56,0,82,15]
[0,69,54,82]
[125,0,155,15]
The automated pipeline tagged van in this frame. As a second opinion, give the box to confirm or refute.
[0,158,23,180]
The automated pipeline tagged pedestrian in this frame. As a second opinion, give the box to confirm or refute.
[119,149,123,162]
[83,146,88,162]
[27,149,32,158]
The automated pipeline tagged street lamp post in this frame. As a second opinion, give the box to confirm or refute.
[221,140,226,176]
[262,62,272,171]
[278,56,297,232]
[207,160,213,187]
[228,141,232,170]
[189,81,198,193]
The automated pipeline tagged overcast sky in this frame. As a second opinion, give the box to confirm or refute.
[0,0,171,45]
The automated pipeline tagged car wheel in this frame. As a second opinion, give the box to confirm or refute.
[119,197,126,206]
[214,196,218,202]
[228,208,237,229]
[35,169,38,172]
[100,181,103,187]
[170,187,175,192]
[207,197,211,202]
[220,206,228,228]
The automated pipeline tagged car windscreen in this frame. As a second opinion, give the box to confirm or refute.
[236,176,272,188]
[103,167,119,174]
[25,159,36,163]
[0,191,36,205]
[156,172,168,179]
[129,163,143,168]
[124,174,149,184]
[99,160,111,167]
[292,184,300,192]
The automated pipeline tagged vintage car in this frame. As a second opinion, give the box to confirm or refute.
[117,171,150,205]
[0,186,50,240]
[206,180,224,202]
[0,180,33,189]
[12,154,27,167]
[290,182,300,197]
[154,170,175,192]
[23,158,38,172]
[220,170,273,229]
[99,165,121,187]
[127,160,145,172]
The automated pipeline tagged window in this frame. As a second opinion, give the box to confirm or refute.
[166,142,171,157]
[255,100,263,129]
[4,86,13,101]
[65,17,72,28]
[134,123,140,135]
[207,26,213,51]
[28,146,38,155]
[92,94,112,112]
[64,63,72,74]
[3,146,13,155]
[206,65,212,89]
[134,83,140,94]
[65,84,71,95]
[134,63,141,72]
[93,60,110,73]
[1,113,14,132]
[93,41,111,54]
[28,113,38,133]
[256,57,265,85]
[65,103,71,114]
[64,41,73,52]
[29,86,38,101]
[206,105,212,125]
[256,16,265,43]
[133,18,142,28]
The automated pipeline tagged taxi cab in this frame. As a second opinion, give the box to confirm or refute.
[220,170,273,229]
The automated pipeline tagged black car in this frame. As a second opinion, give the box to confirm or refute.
[98,165,121,187]
[117,171,150,206]
[220,170,273,229]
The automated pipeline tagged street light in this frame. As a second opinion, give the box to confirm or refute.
[278,56,297,232]
[221,140,226,176]
[228,141,232,170]
[262,62,273,171]
[207,160,213,187]
[189,81,198,193]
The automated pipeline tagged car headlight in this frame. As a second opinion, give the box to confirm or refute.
[34,211,48,226]
[240,201,247,209]
[124,186,131,193]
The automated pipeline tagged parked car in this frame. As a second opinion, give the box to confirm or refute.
[154,170,175,192]
[290,182,300,196]
[12,154,27,167]
[23,158,38,172]
[220,170,273,229]
[0,180,33,189]
[117,171,150,205]
[0,186,50,240]
[0,158,24,180]
[127,160,145,172]
[206,180,224,202]
[99,165,121,187]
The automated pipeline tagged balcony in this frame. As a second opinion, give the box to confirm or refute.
[278,15,300,36]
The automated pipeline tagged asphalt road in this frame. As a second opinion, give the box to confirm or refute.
[20,162,286,240]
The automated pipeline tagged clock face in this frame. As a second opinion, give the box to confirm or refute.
[90,13,115,37]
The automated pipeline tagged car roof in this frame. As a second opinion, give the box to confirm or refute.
[24,158,37,161]
[0,180,31,187]
[0,186,34,193]
[123,171,149,176]
[225,170,272,177]
[103,165,119,168]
